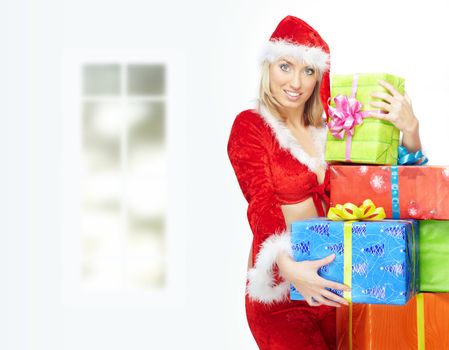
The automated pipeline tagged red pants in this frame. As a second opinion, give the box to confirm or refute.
[246,294,336,350]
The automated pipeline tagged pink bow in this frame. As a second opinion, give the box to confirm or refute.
[327,95,366,139]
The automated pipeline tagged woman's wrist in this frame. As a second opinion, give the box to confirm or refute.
[401,118,422,152]
[402,118,419,136]
[276,252,295,282]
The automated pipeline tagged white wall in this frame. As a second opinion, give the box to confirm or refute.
[1,0,449,349]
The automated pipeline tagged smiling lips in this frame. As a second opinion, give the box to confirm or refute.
[284,89,302,101]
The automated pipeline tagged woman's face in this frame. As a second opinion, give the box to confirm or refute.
[269,57,318,112]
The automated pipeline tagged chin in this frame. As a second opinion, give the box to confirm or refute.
[278,98,303,110]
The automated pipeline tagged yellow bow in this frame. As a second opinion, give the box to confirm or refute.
[328,199,386,221]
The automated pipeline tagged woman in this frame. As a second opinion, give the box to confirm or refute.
[227,16,422,350]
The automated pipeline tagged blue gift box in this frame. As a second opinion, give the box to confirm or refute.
[290,218,418,305]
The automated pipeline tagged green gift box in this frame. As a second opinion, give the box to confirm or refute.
[419,220,449,292]
[325,73,404,165]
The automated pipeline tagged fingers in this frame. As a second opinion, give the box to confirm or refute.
[378,80,402,99]
[366,111,389,121]
[404,91,412,104]
[313,294,342,308]
[307,296,322,307]
[369,100,391,112]
[319,278,351,292]
[322,289,349,306]
[370,91,394,104]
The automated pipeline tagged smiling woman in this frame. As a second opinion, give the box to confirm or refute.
[228,14,423,350]
[270,59,317,105]
[259,58,325,128]
[228,16,347,349]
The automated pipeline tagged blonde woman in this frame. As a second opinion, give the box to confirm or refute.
[227,16,421,349]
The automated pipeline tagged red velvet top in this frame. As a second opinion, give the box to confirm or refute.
[228,106,330,265]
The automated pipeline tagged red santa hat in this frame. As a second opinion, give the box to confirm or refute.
[259,16,331,117]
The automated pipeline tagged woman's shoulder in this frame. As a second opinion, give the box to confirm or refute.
[233,108,267,128]
[227,107,274,158]
[229,107,272,139]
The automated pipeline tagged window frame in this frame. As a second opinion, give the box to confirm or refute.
[61,49,187,308]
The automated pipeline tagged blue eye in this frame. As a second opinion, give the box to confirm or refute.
[304,67,315,76]
[280,63,290,72]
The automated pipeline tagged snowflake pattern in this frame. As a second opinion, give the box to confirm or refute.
[357,166,369,176]
[408,206,418,217]
[443,167,449,180]
[370,174,386,192]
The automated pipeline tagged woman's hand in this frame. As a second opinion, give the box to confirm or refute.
[277,252,350,307]
[368,80,418,133]
[368,80,422,152]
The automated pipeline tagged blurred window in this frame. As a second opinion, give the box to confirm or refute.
[80,63,166,291]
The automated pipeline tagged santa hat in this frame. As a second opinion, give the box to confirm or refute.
[259,16,331,118]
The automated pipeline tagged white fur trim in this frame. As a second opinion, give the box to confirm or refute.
[259,40,330,72]
[247,232,292,304]
[258,103,328,172]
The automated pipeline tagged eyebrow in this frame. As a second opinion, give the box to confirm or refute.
[280,58,294,65]
[279,58,314,69]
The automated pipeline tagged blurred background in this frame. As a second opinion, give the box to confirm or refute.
[1,0,449,349]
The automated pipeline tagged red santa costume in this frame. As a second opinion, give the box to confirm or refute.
[227,16,335,349]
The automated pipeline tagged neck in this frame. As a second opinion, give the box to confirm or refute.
[280,105,306,130]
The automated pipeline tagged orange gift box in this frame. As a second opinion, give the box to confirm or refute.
[336,293,449,350]
[330,165,449,220]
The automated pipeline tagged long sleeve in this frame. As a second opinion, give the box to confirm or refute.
[227,111,286,241]
[227,110,292,303]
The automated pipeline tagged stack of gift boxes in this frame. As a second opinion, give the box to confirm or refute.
[290,73,449,349]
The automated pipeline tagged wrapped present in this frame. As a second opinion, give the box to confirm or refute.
[337,293,449,350]
[325,73,403,164]
[419,220,449,292]
[330,165,449,220]
[290,216,418,305]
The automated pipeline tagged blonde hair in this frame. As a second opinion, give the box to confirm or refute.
[258,60,324,127]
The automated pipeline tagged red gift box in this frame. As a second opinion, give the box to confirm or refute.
[330,165,449,220]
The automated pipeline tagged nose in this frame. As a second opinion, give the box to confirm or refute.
[290,72,302,90]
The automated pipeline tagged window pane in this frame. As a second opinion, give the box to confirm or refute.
[83,64,121,95]
[81,99,123,290]
[126,100,166,289]
[126,102,166,217]
[82,101,121,172]
[127,64,165,95]
[81,208,122,290]
[126,214,165,288]
[127,101,165,148]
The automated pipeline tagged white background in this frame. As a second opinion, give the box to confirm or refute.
[1,0,449,349]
